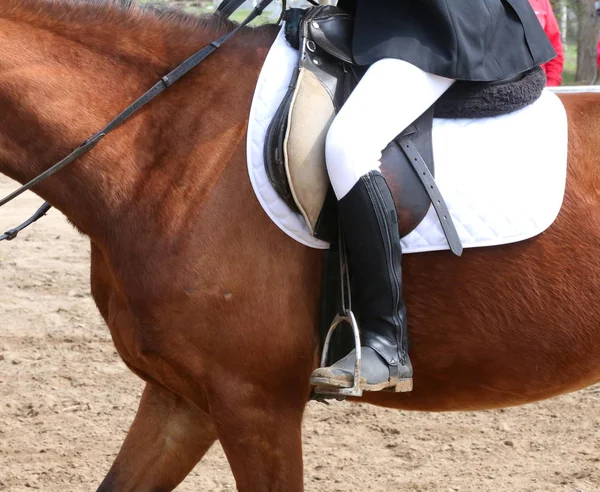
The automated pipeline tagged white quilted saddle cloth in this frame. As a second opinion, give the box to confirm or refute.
[247,27,569,253]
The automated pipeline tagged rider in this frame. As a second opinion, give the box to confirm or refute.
[310,0,556,392]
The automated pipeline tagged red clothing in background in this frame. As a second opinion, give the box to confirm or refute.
[528,0,564,85]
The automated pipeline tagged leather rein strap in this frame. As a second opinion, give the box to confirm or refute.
[0,0,274,242]
[0,202,52,242]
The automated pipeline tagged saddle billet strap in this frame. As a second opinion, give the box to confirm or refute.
[397,138,463,256]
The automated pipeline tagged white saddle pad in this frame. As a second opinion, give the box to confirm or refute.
[247,27,568,253]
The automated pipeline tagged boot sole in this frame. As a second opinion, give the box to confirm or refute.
[312,376,413,393]
[362,378,413,393]
[310,375,355,389]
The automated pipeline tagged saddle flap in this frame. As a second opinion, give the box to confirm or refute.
[382,107,435,237]
[284,67,336,233]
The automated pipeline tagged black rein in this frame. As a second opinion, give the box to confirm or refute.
[0,0,275,241]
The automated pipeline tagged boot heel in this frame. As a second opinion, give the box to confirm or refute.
[393,379,413,392]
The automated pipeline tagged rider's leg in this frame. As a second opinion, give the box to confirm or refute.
[310,58,454,392]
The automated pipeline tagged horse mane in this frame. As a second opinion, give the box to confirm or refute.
[0,0,277,74]
[2,0,238,32]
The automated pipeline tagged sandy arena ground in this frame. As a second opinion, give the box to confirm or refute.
[1,176,599,492]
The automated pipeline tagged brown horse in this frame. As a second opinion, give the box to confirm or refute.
[1,1,600,490]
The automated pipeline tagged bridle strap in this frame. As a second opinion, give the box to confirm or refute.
[0,0,275,240]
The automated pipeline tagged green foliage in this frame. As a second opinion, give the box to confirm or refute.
[562,43,578,84]
[143,1,281,23]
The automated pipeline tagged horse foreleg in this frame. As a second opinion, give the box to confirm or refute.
[209,386,306,492]
[97,382,216,492]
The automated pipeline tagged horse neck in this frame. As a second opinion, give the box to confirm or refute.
[0,4,273,245]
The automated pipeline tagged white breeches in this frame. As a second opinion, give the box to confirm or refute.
[326,58,455,200]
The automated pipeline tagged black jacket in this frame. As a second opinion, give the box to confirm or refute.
[337,0,556,81]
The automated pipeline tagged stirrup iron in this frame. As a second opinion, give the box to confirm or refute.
[314,228,363,398]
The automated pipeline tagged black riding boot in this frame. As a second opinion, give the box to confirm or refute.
[311,171,413,392]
